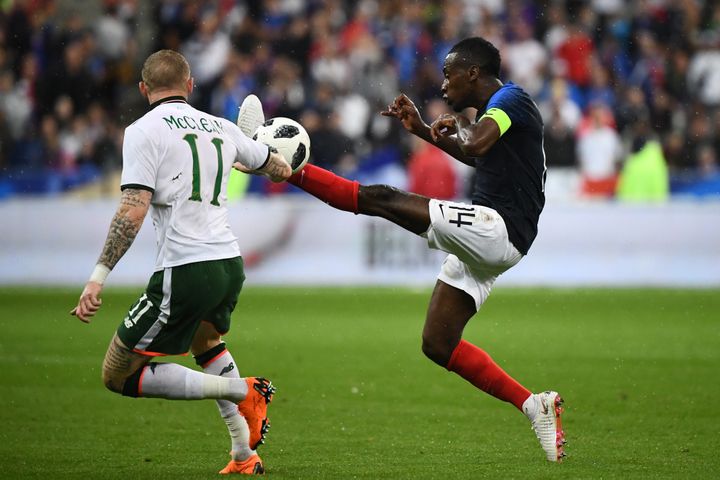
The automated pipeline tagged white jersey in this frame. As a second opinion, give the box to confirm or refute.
[121,98,269,271]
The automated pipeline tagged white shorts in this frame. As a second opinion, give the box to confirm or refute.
[421,199,523,310]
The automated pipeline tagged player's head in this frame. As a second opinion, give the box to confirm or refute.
[139,50,193,101]
[442,37,501,111]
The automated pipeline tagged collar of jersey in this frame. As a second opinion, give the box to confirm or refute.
[149,96,188,110]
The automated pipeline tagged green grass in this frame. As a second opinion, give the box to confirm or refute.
[1,287,719,479]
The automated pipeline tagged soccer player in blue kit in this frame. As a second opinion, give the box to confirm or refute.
[243,36,566,462]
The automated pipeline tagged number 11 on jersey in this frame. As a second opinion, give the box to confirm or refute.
[182,133,224,206]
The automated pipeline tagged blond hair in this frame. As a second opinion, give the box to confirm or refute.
[141,50,191,93]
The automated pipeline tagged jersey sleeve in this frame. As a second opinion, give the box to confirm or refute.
[479,107,512,136]
[481,87,524,137]
[224,120,271,170]
[120,124,158,192]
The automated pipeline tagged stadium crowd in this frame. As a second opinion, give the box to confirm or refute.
[1,0,719,199]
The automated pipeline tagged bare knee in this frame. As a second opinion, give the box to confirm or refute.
[421,333,455,367]
[101,366,125,393]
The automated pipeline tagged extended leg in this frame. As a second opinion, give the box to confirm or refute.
[289,164,432,234]
[358,184,431,234]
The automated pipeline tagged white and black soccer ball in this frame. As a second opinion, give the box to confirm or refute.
[253,117,311,173]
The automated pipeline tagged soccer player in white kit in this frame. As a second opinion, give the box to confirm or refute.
[71,50,291,475]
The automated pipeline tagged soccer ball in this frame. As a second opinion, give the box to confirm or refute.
[253,117,311,174]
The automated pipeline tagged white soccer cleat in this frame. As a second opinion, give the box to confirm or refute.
[237,94,265,138]
[523,391,566,462]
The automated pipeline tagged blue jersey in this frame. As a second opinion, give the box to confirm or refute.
[471,82,546,255]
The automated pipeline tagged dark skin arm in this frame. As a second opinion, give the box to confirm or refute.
[381,94,473,166]
[381,93,503,164]
[429,113,501,157]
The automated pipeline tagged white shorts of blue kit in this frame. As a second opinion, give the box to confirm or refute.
[421,199,523,311]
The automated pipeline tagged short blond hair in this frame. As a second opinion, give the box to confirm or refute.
[141,50,190,93]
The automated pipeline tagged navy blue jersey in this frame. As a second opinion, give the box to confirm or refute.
[471,82,546,255]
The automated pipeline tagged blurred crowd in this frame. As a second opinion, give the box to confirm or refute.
[1,0,719,199]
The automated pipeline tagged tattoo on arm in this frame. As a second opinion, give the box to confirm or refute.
[97,189,151,270]
[259,153,291,181]
[265,156,289,177]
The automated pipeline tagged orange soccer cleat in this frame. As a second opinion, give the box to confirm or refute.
[237,377,275,450]
[219,454,264,475]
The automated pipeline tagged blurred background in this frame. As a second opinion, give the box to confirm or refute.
[0,0,719,287]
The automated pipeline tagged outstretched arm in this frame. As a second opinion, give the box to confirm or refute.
[381,94,473,165]
[71,188,152,323]
[233,151,291,182]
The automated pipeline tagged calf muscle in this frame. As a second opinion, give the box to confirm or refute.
[358,185,432,235]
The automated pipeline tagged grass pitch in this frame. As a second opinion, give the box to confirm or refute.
[1,287,719,479]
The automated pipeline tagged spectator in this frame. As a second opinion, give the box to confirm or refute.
[687,34,720,107]
[665,47,691,102]
[648,88,673,135]
[544,105,577,168]
[95,3,132,62]
[696,143,719,179]
[685,113,715,171]
[300,108,356,174]
[616,124,669,203]
[555,23,595,89]
[1,0,719,199]
[543,3,570,54]
[615,85,648,133]
[585,61,616,110]
[503,18,547,96]
[576,103,623,198]
[538,77,582,129]
[0,69,32,140]
[628,31,665,101]
[181,10,231,111]
[39,114,64,171]
[310,34,351,91]
[663,130,691,172]
[5,0,33,75]
[406,135,457,200]
[36,40,96,117]
[0,109,12,169]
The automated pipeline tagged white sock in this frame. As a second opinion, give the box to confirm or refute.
[203,349,255,461]
[139,363,248,401]
[522,393,539,421]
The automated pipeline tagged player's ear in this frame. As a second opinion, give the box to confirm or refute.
[187,77,194,96]
[138,81,149,99]
[468,65,481,82]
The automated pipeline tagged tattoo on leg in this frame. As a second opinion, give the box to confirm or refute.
[102,335,148,392]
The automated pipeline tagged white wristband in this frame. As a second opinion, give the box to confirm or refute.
[89,264,111,285]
